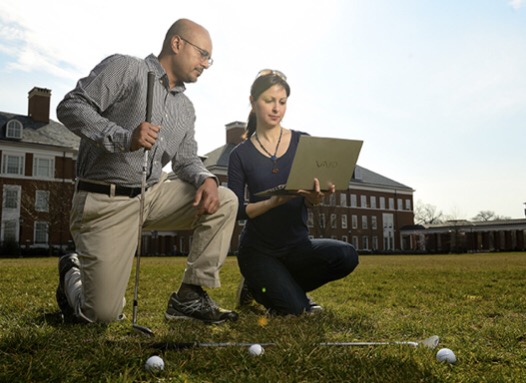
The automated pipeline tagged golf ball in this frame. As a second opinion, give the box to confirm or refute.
[145,355,165,372]
[436,348,457,364]
[248,343,265,356]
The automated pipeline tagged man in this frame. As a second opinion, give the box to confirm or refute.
[56,19,238,324]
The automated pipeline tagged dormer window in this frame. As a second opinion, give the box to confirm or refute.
[353,166,362,181]
[6,119,23,139]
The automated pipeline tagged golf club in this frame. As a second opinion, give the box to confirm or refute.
[319,335,440,349]
[150,335,439,351]
[132,71,156,338]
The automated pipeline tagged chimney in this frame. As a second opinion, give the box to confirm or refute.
[226,121,246,145]
[28,87,51,123]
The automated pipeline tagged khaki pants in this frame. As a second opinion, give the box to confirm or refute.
[68,173,238,323]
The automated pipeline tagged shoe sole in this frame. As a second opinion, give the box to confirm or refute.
[164,311,227,324]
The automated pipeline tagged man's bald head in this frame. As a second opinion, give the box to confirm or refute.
[160,19,210,54]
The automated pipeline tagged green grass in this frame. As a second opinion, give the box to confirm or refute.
[1,253,526,382]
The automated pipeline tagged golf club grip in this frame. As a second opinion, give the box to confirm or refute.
[146,71,155,123]
[151,342,198,351]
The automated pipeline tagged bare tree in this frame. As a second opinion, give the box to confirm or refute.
[309,194,338,237]
[414,201,444,225]
[20,181,73,255]
[471,210,510,222]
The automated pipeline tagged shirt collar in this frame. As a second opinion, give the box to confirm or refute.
[145,54,186,94]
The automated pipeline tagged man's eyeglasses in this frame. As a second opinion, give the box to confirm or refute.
[256,69,287,81]
[179,37,214,66]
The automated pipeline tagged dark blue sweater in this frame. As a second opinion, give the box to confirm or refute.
[227,130,309,250]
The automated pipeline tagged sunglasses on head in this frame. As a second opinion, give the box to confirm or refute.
[256,69,287,81]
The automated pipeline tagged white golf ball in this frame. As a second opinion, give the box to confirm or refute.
[436,348,457,364]
[248,343,265,356]
[145,355,165,372]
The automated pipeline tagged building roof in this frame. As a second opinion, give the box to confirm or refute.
[0,111,80,150]
[202,143,237,168]
[351,165,413,191]
[401,218,526,234]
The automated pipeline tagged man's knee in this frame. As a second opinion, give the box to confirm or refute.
[218,186,238,213]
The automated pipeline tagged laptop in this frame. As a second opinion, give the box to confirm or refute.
[254,135,363,196]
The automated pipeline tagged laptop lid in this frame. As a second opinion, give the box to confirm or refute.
[255,135,363,196]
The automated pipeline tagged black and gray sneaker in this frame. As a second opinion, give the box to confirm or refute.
[307,295,323,314]
[165,288,239,324]
[56,253,80,323]
[236,277,254,308]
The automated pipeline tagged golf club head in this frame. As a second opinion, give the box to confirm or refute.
[133,324,154,337]
[420,335,440,349]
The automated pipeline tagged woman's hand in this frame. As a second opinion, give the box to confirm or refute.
[298,178,335,206]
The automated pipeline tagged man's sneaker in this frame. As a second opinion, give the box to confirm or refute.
[236,277,254,308]
[56,253,80,323]
[307,296,323,314]
[165,288,239,324]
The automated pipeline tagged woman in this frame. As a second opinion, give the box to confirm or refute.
[227,70,359,316]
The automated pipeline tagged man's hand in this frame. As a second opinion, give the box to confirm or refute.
[193,178,220,217]
[130,122,160,151]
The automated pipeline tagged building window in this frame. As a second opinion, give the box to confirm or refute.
[370,196,377,209]
[397,198,403,210]
[3,187,20,209]
[360,195,367,208]
[371,216,377,230]
[328,194,336,206]
[352,236,359,249]
[2,220,17,241]
[319,213,326,229]
[380,197,385,209]
[339,193,347,207]
[350,194,357,207]
[307,212,314,227]
[372,236,378,250]
[342,235,348,242]
[351,215,358,229]
[2,154,24,175]
[330,214,337,228]
[33,156,54,178]
[6,119,23,139]
[361,216,368,229]
[362,236,369,250]
[34,222,49,244]
[389,198,395,210]
[35,190,50,212]
[405,199,412,210]
[341,214,348,229]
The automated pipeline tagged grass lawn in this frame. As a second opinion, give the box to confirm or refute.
[1,252,525,382]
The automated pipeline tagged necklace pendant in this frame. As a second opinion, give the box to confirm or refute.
[272,168,279,174]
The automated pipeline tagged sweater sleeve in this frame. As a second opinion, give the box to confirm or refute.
[227,147,249,220]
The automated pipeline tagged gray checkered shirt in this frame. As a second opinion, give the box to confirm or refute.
[57,54,215,188]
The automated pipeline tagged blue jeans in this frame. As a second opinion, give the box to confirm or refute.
[237,238,359,315]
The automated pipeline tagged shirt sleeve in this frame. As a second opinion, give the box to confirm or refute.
[56,54,137,153]
[227,147,249,220]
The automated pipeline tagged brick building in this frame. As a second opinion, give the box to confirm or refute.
[401,219,526,253]
[0,93,418,256]
[0,88,78,254]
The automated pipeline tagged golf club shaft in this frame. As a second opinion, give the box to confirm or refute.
[151,336,438,351]
[319,341,419,347]
[132,71,155,328]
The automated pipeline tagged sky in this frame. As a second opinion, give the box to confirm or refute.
[1,0,525,219]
